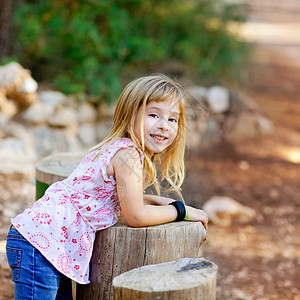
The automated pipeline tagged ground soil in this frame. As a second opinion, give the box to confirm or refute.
[1,1,300,299]
[181,1,300,298]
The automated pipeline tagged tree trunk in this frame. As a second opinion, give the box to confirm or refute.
[0,0,24,62]
[113,257,218,300]
[35,151,85,199]
[76,217,207,300]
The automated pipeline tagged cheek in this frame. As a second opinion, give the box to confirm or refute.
[134,111,143,136]
[134,121,141,141]
[143,117,156,133]
[170,124,179,138]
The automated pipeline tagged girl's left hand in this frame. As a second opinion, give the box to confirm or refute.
[186,206,209,230]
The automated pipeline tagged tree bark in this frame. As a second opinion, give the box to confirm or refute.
[35,152,85,199]
[113,258,218,300]
[76,217,207,300]
[0,0,23,62]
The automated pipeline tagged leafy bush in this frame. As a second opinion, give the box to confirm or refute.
[11,0,247,103]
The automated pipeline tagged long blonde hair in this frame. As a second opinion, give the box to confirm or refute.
[93,74,186,195]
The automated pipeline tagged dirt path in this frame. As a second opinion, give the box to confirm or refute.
[182,1,300,299]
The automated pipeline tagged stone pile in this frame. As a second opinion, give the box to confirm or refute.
[0,62,38,116]
[0,62,275,175]
[0,90,114,175]
[185,85,274,148]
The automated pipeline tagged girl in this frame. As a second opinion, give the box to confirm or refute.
[6,74,208,299]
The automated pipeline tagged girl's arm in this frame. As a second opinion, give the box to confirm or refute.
[112,147,177,227]
[144,194,208,229]
[112,147,208,229]
[143,194,174,205]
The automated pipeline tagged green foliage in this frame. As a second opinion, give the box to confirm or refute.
[11,0,248,103]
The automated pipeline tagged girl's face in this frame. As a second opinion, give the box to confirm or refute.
[134,99,180,156]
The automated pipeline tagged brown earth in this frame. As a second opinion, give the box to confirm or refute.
[1,1,300,299]
[181,1,300,298]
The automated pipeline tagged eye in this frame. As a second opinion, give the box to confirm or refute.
[149,113,158,118]
[168,117,178,123]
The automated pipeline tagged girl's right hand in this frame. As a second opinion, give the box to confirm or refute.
[186,206,209,230]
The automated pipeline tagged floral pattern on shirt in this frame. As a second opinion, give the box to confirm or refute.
[12,138,143,284]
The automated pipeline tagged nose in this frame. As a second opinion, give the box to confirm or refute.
[157,118,169,131]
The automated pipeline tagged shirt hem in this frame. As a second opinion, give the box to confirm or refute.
[11,220,91,285]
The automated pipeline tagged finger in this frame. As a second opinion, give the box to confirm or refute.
[201,217,208,230]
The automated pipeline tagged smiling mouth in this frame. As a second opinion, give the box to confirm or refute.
[150,134,167,141]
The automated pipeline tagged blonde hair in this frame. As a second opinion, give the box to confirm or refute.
[93,74,186,195]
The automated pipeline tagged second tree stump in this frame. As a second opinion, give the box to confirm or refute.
[113,257,218,299]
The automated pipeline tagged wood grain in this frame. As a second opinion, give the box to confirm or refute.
[113,257,217,300]
[77,216,207,300]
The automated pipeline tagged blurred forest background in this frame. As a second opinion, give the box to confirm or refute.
[0,0,300,299]
[0,0,247,101]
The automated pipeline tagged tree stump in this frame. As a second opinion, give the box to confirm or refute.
[35,152,208,300]
[76,217,207,300]
[35,152,85,200]
[113,257,218,300]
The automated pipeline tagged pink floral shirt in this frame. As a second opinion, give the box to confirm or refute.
[12,138,143,284]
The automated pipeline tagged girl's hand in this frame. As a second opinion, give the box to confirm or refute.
[186,206,209,230]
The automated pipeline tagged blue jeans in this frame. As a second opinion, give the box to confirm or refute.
[6,225,73,300]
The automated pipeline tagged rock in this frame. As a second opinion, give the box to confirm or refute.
[0,112,9,127]
[225,112,274,142]
[0,62,38,108]
[0,62,24,92]
[255,114,275,134]
[269,188,279,199]
[200,118,223,147]
[2,208,16,218]
[0,138,23,157]
[23,101,54,124]
[77,102,97,123]
[19,77,38,93]
[0,98,18,118]
[49,106,77,127]
[32,124,84,156]
[203,196,256,226]
[66,135,84,152]
[31,126,57,156]
[229,90,259,113]
[186,116,223,150]
[185,120,203,149]
[34,125,78,155]
[51,128,72,152]
[186,85,207,101]
[39,90,66,109]
[185,94,209,123]
[238,160,250,171]
[9,123,36,160]
[0,118,36,161]
[0,138,35,175]
[77,123,97,146]
[0,240,9,270]
[206,86,230,114]
[98,102,116,119]
[96,121,112,141]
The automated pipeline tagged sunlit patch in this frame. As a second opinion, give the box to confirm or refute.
[228,21,300,44]
[285,149,300,163]
[276,146,300,163]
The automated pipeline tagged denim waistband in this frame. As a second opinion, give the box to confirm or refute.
[7,225,26,240]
